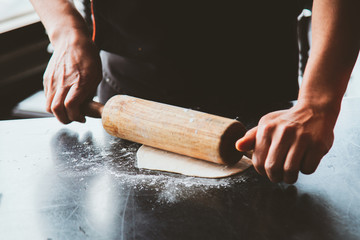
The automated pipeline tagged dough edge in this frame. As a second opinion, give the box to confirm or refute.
[136,145,252,178]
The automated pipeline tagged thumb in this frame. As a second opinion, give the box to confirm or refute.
[235,127,257,152]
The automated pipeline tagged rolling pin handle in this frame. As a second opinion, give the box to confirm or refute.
[84,101,104,119]
[244,150,253,159]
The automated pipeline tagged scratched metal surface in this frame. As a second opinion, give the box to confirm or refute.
[1,97,360,240]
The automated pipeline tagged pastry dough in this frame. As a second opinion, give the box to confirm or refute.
[136,145,252,178]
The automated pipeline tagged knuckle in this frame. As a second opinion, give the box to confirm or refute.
[45,98,52,113]
[265,159,284,182]
[45,105,52,114]
[259,123,276,137]
[258,116,268,125]
[64,98,78,109]
[283,165,298,177]
[64,99,85,122]
[282,124,297,136]
[276,125,297,143]
[51,101,62,114]
[252,160,265,175]
[43,68,53,82]
[297,131,312,144]
[264,160,281,175]
[43,70,49,81]
[252,159,263,170]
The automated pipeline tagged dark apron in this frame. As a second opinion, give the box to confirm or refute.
[91,0,301,124]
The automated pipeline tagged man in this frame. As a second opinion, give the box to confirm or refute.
[30,0,359,184]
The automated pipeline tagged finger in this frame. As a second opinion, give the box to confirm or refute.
[43,66,50,98]
[235,127,257,152]
[64,83,88,123]
[252,124,274,177]
[283,138,307,184]
[43,54,58,98]
[45,91,55,114]
[264,125,297,183]
[43,59,58,113]
[43,75,49,99]
[300,146,324,175]
[264,138,291,183]
[43,73,52,113]
[51,86,71,124]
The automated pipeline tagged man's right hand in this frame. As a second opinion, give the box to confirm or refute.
[29,0,103,124]
[43,29,102,124]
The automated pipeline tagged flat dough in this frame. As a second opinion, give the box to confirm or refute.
[136,145,252,178]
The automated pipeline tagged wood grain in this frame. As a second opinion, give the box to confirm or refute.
[101,95,247,165]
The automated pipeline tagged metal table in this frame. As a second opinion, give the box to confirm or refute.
[1,97,360,240]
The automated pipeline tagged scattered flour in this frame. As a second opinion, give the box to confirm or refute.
[52,134,250,204]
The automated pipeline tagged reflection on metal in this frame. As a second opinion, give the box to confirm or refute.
[85,174,120,234]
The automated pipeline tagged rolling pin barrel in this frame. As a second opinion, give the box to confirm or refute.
[101,95,247,165]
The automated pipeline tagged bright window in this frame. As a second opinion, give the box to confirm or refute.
[0,0,39,33]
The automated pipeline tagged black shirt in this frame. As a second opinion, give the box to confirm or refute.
[92,0,301,120]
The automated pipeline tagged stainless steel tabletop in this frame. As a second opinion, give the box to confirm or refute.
[1,97,360,240]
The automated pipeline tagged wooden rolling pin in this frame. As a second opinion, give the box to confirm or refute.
[86,95,247,165]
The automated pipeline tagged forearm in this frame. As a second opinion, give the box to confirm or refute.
[299,0,360,113]
[29,0,90,47]
[30,0,102,124]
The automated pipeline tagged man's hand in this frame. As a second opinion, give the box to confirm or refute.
[236,0,359,184]
[236,102,337,184]
[44,30,102,124]
[29,0,102,124]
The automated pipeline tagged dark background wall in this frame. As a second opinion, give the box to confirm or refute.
[0,22,50,119]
